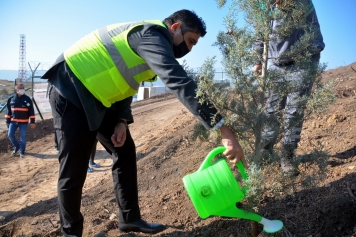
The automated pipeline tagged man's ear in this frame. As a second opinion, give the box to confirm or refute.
[170,22,181,32]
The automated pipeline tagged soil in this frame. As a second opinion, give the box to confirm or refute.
[0,63,356,237]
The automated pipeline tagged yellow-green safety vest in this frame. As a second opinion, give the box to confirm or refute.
[64,20,166,108]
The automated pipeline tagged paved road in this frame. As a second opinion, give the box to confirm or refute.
[0,96,177,132]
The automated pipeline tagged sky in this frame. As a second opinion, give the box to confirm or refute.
[0,0,355,79]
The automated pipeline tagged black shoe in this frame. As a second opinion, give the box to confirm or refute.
[119,218,165,234]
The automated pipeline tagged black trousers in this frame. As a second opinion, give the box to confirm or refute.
[49,87,140,237]
[89,138,98,165]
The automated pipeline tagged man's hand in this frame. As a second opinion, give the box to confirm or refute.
[30,123,36,129]
[254,64,262,76]
[111,121,127,147]
[220,125,248,168]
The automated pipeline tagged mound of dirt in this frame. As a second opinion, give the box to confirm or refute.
[0,63,356,237]
[0,119,55,152]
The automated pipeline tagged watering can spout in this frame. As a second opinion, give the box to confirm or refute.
[213,205,262,222]
[214,206,284,233]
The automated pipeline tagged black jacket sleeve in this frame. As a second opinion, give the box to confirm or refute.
[5,96,12,124]
[110,97,134,124]
[129,24,223,129]
[27,95,36,123]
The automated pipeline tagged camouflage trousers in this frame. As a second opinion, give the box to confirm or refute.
[262,54,320,150]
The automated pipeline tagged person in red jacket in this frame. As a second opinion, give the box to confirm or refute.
[5,83,36,158]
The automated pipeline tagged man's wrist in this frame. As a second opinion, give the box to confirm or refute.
[212,118,225,130]
[118,119,128,130]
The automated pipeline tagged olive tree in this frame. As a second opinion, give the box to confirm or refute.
[192,0,335,235]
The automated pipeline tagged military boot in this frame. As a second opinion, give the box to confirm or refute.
[281,144,299,176]
[260,143,274,163]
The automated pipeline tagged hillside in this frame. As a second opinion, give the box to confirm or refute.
[0,63,356,237]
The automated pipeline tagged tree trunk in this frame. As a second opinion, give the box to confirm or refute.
[251,220,259,237]
[254,41,269,165]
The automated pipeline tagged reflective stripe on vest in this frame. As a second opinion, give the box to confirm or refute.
[64,20,166,107]
[97,22,152,91]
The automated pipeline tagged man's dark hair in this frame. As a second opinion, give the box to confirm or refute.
[163,9,207,37]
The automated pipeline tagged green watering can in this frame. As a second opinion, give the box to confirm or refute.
[182,146,283,234]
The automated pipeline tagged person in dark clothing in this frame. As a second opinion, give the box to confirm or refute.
[87,138,100,173]
[42,9,247,237]
[6,83,36,158]
[254,0,325,175]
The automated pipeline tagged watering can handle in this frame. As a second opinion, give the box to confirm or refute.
[197,146,249,182]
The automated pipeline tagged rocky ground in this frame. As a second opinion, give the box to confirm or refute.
[0,63,355,237]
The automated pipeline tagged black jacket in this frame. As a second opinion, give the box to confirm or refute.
[41,22,222,131]
[6,93,35,124]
